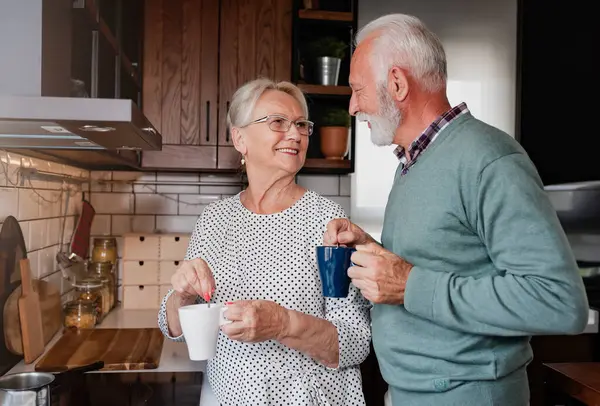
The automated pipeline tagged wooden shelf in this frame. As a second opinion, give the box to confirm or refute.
[298,9,353,22]
[304,158,351,170]
[298,84,352,96]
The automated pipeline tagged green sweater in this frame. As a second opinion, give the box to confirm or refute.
[375,113,589,406]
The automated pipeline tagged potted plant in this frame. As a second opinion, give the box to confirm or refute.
[319,108,351,160]
[305,37,348,86]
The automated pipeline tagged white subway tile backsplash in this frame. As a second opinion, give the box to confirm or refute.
[0,153,88,301]
[62,216,75,245]
[339,175,351,196]
[92,193,133,214]
[38,246,57,277]
[135,194,178,215]
[19,221,30,248]
[38,191,62,218]
[157,173,200,194]
[90,171,112,192]
[27,250,40,279]
[0,188,18,222]
[1,152,21,187]
[111,215,156,235]
[297,175,339,196]
[18,189,39,220]
[178,195,216,215]
[199,174,243,195]
[90,214,112,236]
[68,193,83,216]
[156,216,197,233]
[29,219,48,251]
[46,218,61,247]
[112,171,156,193]
[20,156,47,189]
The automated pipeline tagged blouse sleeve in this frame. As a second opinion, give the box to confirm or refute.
[322,204,372,369]
[157,210,208,341]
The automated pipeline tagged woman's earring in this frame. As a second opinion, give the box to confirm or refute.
[241,156,246,165]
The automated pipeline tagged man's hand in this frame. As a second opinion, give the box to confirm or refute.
[349,243,413,304]
[324,218,374,247]
[221,300,290,343]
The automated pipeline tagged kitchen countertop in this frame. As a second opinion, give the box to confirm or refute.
[5,307,206,375]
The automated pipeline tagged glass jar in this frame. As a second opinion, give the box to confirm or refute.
[73,278,104,323]
[88,261,115,311]
[91,237,117,265]
[63,299,96,329]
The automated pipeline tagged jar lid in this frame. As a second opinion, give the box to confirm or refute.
[93,237,116,247]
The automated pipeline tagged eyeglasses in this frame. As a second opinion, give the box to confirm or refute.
[242,114,314,136]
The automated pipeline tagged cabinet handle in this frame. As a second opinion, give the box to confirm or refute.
[91,31,99,98]
[225,101,231,143]
[206,101,210,142]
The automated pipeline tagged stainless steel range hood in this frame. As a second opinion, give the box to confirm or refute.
[0,96,160,150]
[0,0,162,166]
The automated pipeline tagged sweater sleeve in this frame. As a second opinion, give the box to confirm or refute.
[404,153,589,336]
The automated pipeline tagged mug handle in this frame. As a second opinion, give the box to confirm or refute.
[350,248,358,267]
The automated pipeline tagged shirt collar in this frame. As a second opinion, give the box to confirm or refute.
[393,102,470,163]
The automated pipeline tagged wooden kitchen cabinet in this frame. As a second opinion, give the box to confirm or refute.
[141,0,292,171]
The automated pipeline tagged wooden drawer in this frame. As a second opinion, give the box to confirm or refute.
[159,261,181,285]
[123,285,159,309]
[159,234,190,260]
[123,234,160,260]
[159,285,173,303]
[122,260,159,285]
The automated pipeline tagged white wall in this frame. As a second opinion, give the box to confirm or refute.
[351,0,518,240]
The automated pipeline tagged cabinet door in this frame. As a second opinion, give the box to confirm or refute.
[217,0,292,169]
[141,0,219,170]
[97,30,118,99]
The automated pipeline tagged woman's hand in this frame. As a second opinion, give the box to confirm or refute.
[171,258,216,302]
[221,300,290,343]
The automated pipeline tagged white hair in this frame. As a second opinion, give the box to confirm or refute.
[355,14,447,93]
[227,78,309,129]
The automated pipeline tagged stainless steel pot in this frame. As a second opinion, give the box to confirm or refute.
[0,361,104,406]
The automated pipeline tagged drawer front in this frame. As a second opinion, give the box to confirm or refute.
[159,234,190,260]
[159,285,173,303]
[123,234,160,260]
[159,261,181,285]
[123,260,159,285]
[123,285,159,309]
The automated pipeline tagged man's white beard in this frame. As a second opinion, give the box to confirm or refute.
[357,87,401,146]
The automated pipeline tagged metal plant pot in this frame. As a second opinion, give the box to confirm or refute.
[314,57,341,86]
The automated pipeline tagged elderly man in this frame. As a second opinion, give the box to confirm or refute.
[325,13,589,406]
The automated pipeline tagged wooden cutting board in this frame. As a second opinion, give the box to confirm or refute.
[18,258,45,363]
[4,279,62,354]
[34,328,164,371]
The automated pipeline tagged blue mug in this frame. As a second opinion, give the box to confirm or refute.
[315,246,356,298]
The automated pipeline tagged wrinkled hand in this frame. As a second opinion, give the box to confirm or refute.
[324,218,373,247]
[170,258,216,302]
[221,300,290,343]
[349,243,413,304]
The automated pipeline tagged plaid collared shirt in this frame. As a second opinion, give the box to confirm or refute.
[394,102,470,176]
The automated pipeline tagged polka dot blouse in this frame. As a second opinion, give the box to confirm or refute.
[158,190,372,406]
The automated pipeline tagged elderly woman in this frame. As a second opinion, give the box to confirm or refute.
[158,78,371,406]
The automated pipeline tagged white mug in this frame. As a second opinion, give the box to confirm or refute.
[178,303,230,361]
